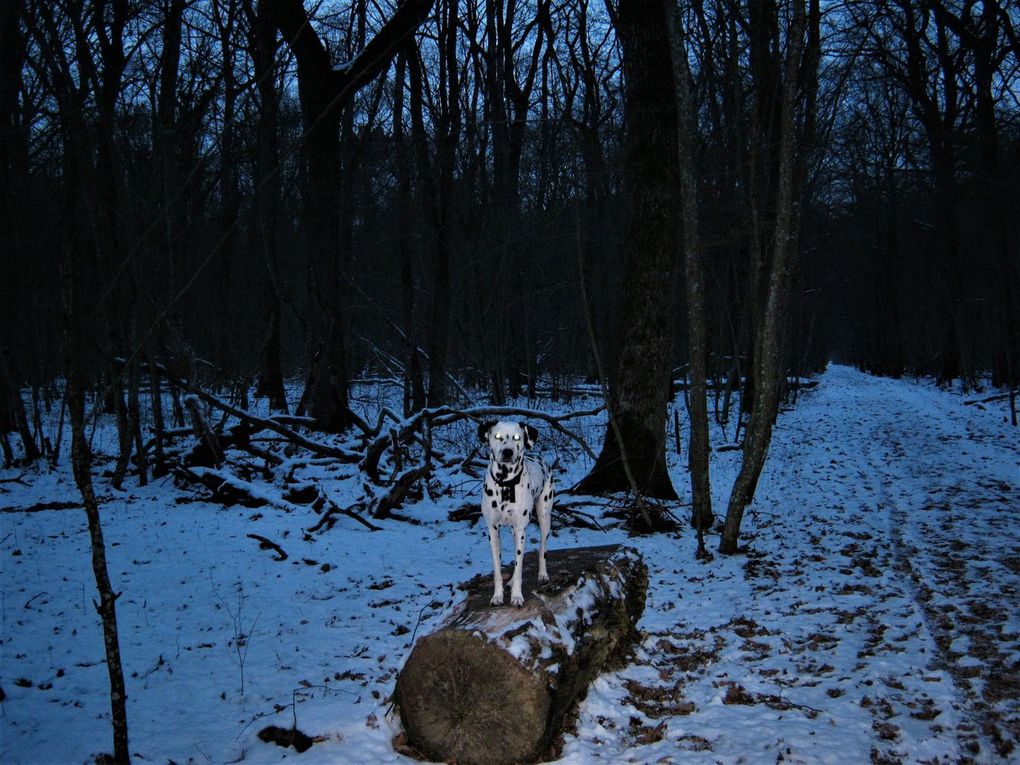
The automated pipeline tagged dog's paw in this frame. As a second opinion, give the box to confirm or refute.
[538,571,550,583]
[510,592,525,607]
[490,591,504,606]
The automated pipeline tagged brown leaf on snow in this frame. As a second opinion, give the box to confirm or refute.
[722,683,756,705]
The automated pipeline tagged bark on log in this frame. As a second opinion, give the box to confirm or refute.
[394,544,647,765]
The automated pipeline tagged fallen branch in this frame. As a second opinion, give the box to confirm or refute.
[247,533,288,561]
[1,500,84,513]
[447,503,481,525]
[179,465,380,532]
[132,359,363,463]
[964,390,1017,406]
[373,464,430,519]
[307,500,381,533]
[184,395,224,467]
[552,503,607,531]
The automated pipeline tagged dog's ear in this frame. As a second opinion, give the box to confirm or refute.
[477,420,496,443]
[523,423,539,448]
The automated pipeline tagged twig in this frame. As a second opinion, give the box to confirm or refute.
[308,500,382,533]
[247,533,288,561]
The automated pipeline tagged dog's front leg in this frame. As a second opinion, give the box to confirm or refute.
[488,524,504,605]
[509,523,526,606]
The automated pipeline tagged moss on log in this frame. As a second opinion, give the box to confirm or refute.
[394,544,647,765]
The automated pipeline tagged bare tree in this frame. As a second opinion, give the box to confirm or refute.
[574,0,680,510]
[63,241,132,765]
[265,0,434,431]
[720,0,820,554]
[668,3,712,557]
[245,0,289,412]
[29,0,135,753]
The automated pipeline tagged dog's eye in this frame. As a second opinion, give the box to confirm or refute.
[494,433,503,440]
[513,434,521,441]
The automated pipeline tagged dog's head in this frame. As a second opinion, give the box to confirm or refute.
[477,420,539,464]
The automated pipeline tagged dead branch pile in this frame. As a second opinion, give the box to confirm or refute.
[132,359,602,534]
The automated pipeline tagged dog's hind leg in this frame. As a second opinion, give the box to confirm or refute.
[488,525,504,605]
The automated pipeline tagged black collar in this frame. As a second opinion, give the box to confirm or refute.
[491,462,524,502]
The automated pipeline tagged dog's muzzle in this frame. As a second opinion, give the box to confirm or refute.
[500,448,514,462]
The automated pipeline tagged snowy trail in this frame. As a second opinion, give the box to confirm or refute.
[562,366,1019,764]
[843,369,1020,759]
[758,366,1020,761]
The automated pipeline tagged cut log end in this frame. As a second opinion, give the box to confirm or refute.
[394,545,647,765]
[396,631,551,765]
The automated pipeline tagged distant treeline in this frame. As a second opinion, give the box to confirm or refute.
[1,0,1017,419]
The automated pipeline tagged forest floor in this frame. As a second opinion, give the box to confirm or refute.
[1,365,1018,764]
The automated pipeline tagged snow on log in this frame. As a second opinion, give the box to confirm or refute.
[394,544,647,765]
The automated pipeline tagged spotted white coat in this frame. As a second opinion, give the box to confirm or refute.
[477,420,554,606]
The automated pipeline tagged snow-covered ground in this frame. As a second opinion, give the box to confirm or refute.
[1,365,1018,764]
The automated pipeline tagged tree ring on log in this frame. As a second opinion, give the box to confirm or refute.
[396,630,551,765]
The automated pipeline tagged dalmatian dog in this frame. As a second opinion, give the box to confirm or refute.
[477,420,554,607]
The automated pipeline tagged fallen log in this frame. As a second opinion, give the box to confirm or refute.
[394,544,646,765]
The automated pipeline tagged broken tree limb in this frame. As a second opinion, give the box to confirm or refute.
[134,359,363,462]
[177,466,274,508]
[184,394,224,467]
[306,499,381,533]
[394,545,647,765]
[964,389,1018,405]
[1,500,84,513]
[181,466,380,531]
[372,463,429,519]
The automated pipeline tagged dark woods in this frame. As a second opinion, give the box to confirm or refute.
[2,0,1018,460]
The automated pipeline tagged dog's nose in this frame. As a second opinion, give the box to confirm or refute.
[501,448,514,461]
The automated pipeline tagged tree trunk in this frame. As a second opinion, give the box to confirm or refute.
[0,344,41,463]
[393,48,427,416]
[110,368,132,490]
[668,5,713,556]
[424,0,459,408]
[972,2,1019,397]
[146,341,168,477]
[248,0,289,413]
[61,176,131,762]
[720,0,813,554]
[573,0,679,504]
[266,0,435,431]
[395,545,647,765]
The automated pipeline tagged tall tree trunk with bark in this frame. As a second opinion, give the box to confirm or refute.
[424,0,459,408]
[574,0,679,507]
[720,0,818,554]
[266,0,434,431]
[969,0,1018,397]
[249,0,289,413]
[0,0,40,465]
[668,6,713,557]
[60,140,131,763]
[393,48,427,415]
